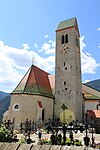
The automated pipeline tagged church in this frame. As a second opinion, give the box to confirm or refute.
[4,17,100,130]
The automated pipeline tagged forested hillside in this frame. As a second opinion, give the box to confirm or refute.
[0,92,11,122]
[0,91,9,101]
[85,79,100,92]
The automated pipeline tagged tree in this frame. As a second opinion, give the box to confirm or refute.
[0,124,12,142]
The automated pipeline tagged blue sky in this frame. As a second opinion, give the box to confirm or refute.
[0,0,100,92]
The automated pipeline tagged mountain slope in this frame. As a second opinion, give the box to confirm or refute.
[0,91,9,101]
[0,95,11,121]
[85,79,100,92]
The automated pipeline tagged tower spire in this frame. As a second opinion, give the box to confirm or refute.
[32,57,34,65]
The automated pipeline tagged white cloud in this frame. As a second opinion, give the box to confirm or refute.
[39,40,55,54]
[42,42,51,50]
[83,80,90,83]
[22,43,30,49]
[0,36,100,93]
[97,27,100,30]
[44,34,48,38]
[80,36,100,74]
[80,36,86,50]
[0,40,55,92]
[51,41,56,48]
[34,43,38,48]
[48,40,52,43]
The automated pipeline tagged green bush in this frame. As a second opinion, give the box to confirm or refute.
[0,124,12,142]
[74,140,82,146]
[66,138,82,146]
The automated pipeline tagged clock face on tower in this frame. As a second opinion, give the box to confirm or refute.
[59,44,70,54]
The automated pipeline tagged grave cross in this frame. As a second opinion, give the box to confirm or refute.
[61,103,67,110]
[61,103,67,124]
[61,104,68,145]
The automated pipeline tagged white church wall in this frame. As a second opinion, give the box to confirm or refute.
[85,100,99,113]
[8,94,53,129]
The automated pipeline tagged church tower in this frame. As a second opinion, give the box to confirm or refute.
[55,17,83,122]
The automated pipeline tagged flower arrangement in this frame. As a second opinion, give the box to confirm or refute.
[18,136,26,144]
[40,138,50,144]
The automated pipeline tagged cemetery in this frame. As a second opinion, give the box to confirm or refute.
[0,111,100,150]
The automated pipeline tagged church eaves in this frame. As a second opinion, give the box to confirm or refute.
[12,65,53,98]
[83,91,100,100]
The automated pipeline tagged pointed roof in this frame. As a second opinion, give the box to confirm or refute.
[57,17,77,30]
[12,65,53,98]
[56,17,80,36]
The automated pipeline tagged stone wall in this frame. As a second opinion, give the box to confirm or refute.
[0,143,97,150]
[55,21,83,122]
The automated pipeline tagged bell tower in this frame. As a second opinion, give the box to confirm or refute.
[55,17,83,122]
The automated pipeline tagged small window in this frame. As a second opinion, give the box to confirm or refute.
[58,67,60,70]
[14,105,19,109]
[62,35,64,44]
[69,90,71,94]
[13,103,20,110]
[65,88,67,90]
[64,62,65,66]
[65,34,68,43]
[57,91,60,94]
[64,81,66,85]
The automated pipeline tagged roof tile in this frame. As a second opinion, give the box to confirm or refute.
[12,65,53,98]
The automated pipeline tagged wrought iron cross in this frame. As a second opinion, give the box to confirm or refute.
[61,103,67,110]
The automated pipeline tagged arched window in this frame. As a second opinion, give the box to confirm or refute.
[13,103,20,110]
[62,35,64,44]
[14,105,19,109]
[97,104,100,110]
[64,81,66,85]
[65,34,68,43]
